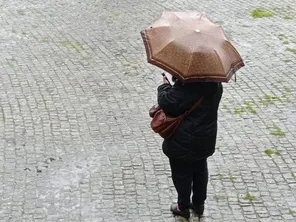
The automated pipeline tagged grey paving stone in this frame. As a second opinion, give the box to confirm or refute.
[0,0,295,221]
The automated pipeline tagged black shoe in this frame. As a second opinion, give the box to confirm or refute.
[170,203,190,219]
[190,203,204,218]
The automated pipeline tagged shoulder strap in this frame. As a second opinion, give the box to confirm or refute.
[182,96,204,117]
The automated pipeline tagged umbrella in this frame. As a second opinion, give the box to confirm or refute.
[140,11,244,82]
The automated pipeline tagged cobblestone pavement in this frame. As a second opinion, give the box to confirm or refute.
[0,0,295,221]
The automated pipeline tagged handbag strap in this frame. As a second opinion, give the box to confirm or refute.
[182,96,204,117]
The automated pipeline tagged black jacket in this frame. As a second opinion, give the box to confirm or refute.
[157,81,223,162]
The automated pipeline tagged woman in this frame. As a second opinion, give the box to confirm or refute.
[157,76,223,219]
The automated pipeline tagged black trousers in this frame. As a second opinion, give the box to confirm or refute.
[169,158,208,211]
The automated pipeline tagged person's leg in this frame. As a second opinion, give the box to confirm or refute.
[169,158,193,211]
[192,158,208,210]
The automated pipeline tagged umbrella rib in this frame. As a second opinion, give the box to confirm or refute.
[153,38,176,59]
[185,48,194,76]
[213,49,225,74]
[201,31,227,41]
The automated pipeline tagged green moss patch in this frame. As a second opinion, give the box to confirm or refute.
[286,48,296,54]
[251,9,275,18]
[264,148,280,156]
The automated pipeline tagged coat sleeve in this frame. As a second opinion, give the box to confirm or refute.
[157,83,190,117]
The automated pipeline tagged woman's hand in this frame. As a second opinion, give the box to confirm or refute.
[163,76,169,84]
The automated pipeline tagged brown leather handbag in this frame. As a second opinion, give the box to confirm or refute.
[149,97,204,138]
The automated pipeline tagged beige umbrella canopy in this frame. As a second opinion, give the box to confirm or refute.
[141,11,244,82]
